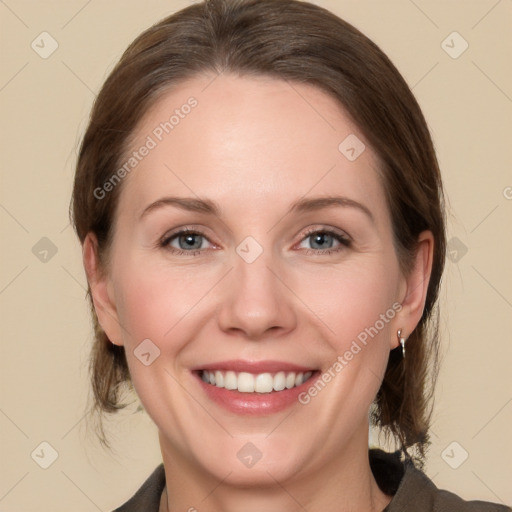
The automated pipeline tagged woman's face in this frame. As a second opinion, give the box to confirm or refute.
[87,74,428,485]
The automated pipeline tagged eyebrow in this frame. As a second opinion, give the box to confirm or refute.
[139,195,374,223]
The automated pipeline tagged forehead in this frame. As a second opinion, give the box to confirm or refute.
[117,73,386,222]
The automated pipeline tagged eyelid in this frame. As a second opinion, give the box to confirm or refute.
[296,225,351,244]
[304,225,350,237]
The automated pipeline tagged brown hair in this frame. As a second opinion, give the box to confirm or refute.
[71,0,445,466]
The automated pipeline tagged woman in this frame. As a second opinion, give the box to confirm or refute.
[71,0,510,510]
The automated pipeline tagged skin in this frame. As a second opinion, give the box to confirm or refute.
[83,74,433,512]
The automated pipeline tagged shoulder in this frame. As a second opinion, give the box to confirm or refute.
[112,463,165,512]
[369,449,511,512]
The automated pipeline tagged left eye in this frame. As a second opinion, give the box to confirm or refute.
[297,230,349,251]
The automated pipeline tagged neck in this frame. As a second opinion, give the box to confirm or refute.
[158,429,392,512]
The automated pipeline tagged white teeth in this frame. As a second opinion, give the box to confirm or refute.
[255,373,273,393]
[237,372,255,392]
[273,371,286,391]
[201,369,315,393]
[224,371,237,390]
[215,370,224,388]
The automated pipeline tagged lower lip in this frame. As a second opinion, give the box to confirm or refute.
[194,371,320,415]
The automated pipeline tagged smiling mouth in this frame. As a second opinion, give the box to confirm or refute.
[198,370,316,393]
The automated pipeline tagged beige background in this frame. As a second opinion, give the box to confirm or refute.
[1,0,511,510]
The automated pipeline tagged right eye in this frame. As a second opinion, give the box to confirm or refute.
[160,229,215,256]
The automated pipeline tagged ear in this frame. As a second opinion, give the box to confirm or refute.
[392,230,434,349]
[82,232,124,346]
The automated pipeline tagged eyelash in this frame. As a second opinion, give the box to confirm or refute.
[159,226,351,257]
[159,227,211,257]
[300,227,351,255]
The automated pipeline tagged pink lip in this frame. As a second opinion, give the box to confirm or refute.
[191,360,320,415]
[191,359,316,374]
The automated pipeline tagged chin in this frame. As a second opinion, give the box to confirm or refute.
[184,430,307,487]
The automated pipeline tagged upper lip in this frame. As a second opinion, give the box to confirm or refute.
[192,360,317,374]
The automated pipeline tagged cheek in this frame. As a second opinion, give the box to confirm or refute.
[113,251,400,355]
[294,257,400,344]
[291,255,400,412]
[112,256,222,348]
[110,258,220,419]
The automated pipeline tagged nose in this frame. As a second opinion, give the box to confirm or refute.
[216,251,298,341]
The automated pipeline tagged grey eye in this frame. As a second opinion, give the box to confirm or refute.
[174,233,204,250]
[308,232,335,250]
